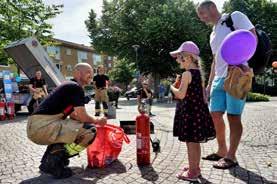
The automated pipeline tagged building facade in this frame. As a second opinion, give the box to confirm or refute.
[47,39,114,79]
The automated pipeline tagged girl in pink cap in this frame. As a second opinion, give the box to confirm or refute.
[170,41,216,181]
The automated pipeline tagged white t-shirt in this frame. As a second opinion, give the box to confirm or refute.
[210,11,255,78]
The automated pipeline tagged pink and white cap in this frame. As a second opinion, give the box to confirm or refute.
[170,41,200,58]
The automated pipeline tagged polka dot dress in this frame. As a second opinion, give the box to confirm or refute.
[173,69,216,143]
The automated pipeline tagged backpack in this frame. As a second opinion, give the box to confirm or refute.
[222,13,272,75]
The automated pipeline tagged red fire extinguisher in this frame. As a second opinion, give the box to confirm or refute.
[136,111,150,166]
[6,102,15,120]
[0,101,6,121]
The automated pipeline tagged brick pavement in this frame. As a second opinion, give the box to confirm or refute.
[0,98,276,184]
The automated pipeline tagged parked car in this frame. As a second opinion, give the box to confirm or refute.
[125,87,138,100]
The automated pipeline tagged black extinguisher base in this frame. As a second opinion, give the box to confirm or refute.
[150,138,161,153]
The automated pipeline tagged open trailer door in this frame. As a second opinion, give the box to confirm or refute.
[4,37,65,89]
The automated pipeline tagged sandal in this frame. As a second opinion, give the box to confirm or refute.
[213,158,238,169]
[202,153,223,161]
[176,170,201,182]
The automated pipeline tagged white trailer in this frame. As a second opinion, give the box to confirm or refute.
[4,37,66,112]
[4,37,65,89]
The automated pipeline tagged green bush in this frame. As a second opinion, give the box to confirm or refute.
[246,92,270,102]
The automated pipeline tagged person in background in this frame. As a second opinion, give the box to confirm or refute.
[137,80,154,116]
[112,85,122,108]
[158,83,165,102]
[93,65,110,117]
[28,70,48,114]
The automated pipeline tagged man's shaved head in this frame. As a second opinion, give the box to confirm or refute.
[74,63,92,72]
[196,0,220,25]
[73,63,93,87]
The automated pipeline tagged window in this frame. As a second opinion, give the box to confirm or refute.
[66,65,72,71]
[108,63,112,68]
[56,64,62,71]
[77,51,88,63]
[66,49,72,55]
[107,56,112,60]
[47,46,60,60]
[65,76,73,80]
[93,54,102,65]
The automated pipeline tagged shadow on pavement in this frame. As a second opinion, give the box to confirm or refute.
[198,176,213,184]
[20,160,127,184]
[79,160,128,183]
[138,164,159,182]
[229,166,275,183]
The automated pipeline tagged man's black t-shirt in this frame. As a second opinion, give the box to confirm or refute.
[137,88,152,99]
[33,81,85,115]
[93,75,109,88]
[30,78,46,88]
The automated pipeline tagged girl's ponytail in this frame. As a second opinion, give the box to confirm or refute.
[193,56,206,87]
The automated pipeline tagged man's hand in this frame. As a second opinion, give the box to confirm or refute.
[94,116,107,126]
[206,85,211,99]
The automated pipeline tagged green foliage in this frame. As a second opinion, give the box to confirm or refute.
[0,0,63,66]
[108,59,136,89]
[223,0,277,64]
[86,0,212,79]
[246,92,270,101]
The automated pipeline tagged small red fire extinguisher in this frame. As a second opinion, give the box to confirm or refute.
[0,101,6,121]
[136,110,150,166]
[6,102,15,120]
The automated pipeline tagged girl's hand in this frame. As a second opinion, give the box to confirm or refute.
[175,74,181,83]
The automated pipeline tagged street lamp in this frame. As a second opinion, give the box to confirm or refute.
[132,44,140,86]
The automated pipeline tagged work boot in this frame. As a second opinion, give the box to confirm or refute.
[104,113,109,118]
[40,145,70,167]
[39,144,72,179]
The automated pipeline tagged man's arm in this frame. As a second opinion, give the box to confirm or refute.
[43,85,48,95]
[205,56,215,99]
[42,79,48,95]
[207,57,215,87]
[105,75,110,88]
[28,84,36,93]
[137,94,141,104]
[71,106,106,126]
[143,88,151,99]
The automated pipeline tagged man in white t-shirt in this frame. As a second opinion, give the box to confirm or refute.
[197,0,257,169]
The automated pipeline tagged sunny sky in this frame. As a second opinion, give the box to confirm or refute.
[43,0,225,46]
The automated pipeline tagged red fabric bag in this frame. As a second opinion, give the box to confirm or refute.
[87,124,130,168]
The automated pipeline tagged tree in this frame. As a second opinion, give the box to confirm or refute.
[0,0,63,67]
[86,0,212,95]
[108,59,136,90]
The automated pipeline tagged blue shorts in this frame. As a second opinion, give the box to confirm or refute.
[209,77,246,115]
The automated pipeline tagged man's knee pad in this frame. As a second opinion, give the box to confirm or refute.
[64,124,97,157]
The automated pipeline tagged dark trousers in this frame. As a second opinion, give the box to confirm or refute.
[95,101,108,114]
[28,98,43,114]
